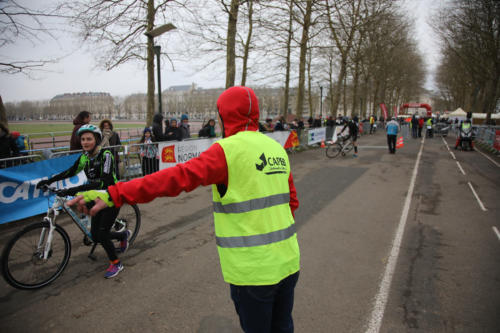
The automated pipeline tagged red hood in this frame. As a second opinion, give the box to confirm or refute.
[216,86,259,137]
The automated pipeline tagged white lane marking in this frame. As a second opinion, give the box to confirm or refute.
[456,161,466,175]
[359,146,389,149]
[442,137,450,151]
[449,151,456,160]
[493,227,500,241]
[467,182,487,211]
[474,147,500,168]
[365,137,425,333]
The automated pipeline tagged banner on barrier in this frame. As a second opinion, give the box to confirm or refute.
[307,128,326,145]
[158,131,297,169]
[0,154,86,224]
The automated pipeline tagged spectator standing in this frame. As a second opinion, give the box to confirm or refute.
[418,116,424,138]
[385,117,400,154]
[179,114,191,140]
[152,113,165,141]
[198,119,217,138]
[263,118,274,132]
[369,115,375,134]
[69,86,301,333]
[0,123,20,167]
[165,118,181,141]
[70,111,91,150]
[411,115,419,138]
[140,127,158,175]
[11,131,27,155]
[99,119,122,180]
[274,116,285,131]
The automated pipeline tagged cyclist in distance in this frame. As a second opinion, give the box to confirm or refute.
[340,116,360,157]
[36,124,128,279]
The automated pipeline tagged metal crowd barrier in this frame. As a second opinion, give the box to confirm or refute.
[23,127,143,150]
[50,143,160,181]
[0,155,43,169]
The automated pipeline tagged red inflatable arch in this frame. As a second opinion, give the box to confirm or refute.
[401,103,432,116]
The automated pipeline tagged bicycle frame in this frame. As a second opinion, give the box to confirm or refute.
[41,195,92,259]
[338,138,354,154]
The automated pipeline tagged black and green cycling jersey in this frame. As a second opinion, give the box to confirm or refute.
[47,147,117,194]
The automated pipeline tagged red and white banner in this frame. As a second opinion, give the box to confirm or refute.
[494,130,500,152]
[380,103,388,120]
[159,131,298,169]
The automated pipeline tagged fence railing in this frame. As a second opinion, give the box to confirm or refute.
[22,127,143,150]
[0,154,43,169]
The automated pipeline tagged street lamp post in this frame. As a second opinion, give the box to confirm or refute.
[153,45,162,115]
[320,86,323,118]
[144,23,177,118]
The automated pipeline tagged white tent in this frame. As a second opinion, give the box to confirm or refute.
[448,108,467,117]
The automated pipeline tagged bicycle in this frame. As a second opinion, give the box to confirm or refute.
[1,186,141,290]
[325,136,354,158]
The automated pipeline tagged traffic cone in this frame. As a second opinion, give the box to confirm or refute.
[320,139,325,148]
[396,136,404,149]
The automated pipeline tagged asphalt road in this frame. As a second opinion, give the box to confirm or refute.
[0,130,499,332]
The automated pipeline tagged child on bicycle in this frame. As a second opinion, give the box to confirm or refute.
[36,124,128,278]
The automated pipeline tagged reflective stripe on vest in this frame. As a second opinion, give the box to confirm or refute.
[216,223,296,248]
[213,192,289,214]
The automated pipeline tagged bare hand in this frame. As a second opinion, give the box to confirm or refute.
[67,195,108,216]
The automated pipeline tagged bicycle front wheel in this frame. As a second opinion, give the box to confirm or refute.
[112,203,141,245]
[326,143,342,158]
[1,222,71,290]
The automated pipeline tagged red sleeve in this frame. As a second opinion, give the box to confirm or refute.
[289,172,299,217]
[108,143,228,207]
[108,142,300,216]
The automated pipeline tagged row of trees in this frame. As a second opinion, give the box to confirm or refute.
[3,0,456,128]
[433,0,499,119]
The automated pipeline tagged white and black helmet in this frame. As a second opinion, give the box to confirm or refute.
[77,124,102,139]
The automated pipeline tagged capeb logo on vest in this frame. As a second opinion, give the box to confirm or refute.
[255,153,287,175]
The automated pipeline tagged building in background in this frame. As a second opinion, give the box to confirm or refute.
[49,92,114,120]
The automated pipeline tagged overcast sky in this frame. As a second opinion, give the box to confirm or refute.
[0,0,443,103]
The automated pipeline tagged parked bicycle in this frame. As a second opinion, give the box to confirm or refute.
[1,186,141,290]
[325,136,354,158]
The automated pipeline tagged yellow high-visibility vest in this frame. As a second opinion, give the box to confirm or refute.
[213,131,300,285]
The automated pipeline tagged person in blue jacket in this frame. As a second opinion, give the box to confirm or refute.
[385,117,400,154]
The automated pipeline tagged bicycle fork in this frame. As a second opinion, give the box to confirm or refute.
[41,217,55,260]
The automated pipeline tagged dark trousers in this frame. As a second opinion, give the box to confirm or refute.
[91,206,123,261]
[412,126,418,138]
[418,127,423,137]
[230,271,299,333]
[142,157,158,175]
[387,134,397,153]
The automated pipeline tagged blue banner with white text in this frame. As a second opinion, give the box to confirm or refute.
[0,154,86,224]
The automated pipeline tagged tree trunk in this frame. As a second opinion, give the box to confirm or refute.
[283,0,294,119]
[352,59,360,116]
[146,0,155,126]
[307,49,313,119]
[0,96,7,127]
[332,59,346,116]
[295,0,312,120]
[226,0,239,89]
[241,0,253,86]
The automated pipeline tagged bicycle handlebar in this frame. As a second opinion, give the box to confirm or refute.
[40,185,65,196]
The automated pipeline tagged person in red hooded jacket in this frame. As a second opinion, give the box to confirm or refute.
[69,86,300,333]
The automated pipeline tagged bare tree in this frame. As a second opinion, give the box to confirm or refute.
[65,0,184,125]
[434,0,500,119]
